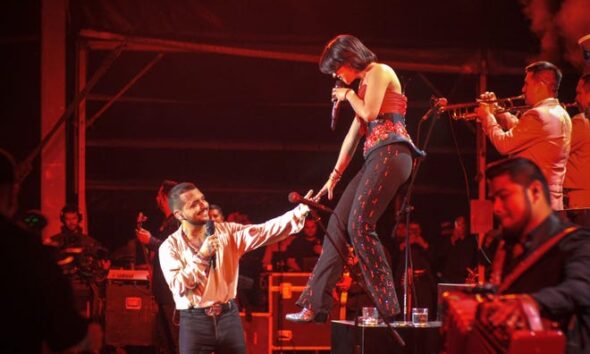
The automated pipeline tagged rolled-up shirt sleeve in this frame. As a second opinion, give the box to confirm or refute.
[230,204,309,255]
[159,238,210,298]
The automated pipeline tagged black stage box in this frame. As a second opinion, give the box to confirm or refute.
[331,320,442,354]
[240,312,270,354]
[268,272,340,351]
[105,281,158,347]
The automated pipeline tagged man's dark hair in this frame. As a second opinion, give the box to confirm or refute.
[0,149,16,187]
[61,205,80,215]
[525,61,562,95]
[209,204,223,214]
[168,182,197,212]
[486,157,550,202]
[319,34,377,75]
[158,179,178,198]
[60,204,82,223]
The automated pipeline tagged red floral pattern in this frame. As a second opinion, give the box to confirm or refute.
[363,120,413,156]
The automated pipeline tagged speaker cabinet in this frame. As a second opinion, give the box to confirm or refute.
[268,272,339,351]
[240,312,270,354]
[331,320,442,354]
[105,282,158,346]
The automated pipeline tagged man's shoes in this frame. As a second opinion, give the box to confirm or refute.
[285,308,315,322]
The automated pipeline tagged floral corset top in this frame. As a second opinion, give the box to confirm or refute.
[357,83,424,158]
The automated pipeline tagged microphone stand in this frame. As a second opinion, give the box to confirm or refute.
[306,209,406,347]
[393,101,442,323]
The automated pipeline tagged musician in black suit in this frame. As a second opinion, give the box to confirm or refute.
[486,157,590,354]
[135,179,180,354]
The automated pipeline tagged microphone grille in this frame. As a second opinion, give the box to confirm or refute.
[288,192,300,203]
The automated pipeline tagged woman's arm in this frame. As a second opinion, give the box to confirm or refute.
[316,118,362,200]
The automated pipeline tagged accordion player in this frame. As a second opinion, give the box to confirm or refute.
[441,290,565,354]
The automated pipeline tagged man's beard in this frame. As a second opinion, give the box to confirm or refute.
[181,211,207,226]
[501,194,532,244]
[186,219,207,226]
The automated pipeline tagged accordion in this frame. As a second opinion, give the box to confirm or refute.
[441,290,565,354]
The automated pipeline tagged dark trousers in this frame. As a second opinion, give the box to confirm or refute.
[297,144,412,319]
[179,301,246,354]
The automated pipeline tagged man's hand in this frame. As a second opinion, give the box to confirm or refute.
[197,234,220,261]
[480,296,527,330]
[313,243,322,255]
[135,227,152,245]
[475,91,501,128]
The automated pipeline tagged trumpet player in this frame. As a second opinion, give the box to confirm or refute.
[475,61,571,210]
[564,73,590,208]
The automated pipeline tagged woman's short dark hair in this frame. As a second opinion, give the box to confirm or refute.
[319,34,377,75]
[486,157,550,202]
[168,182,197,212]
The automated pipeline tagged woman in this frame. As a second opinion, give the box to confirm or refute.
[286,34,424,323]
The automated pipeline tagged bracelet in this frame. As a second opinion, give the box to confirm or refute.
[329,168,343,183]
[344,89,352,101]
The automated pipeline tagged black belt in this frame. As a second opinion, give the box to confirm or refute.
[187,300,234,316]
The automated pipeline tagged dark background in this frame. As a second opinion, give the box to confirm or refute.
[1,0,587,252]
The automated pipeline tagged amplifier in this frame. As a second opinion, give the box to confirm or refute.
[105,282,158,346]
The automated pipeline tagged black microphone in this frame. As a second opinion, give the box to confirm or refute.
[206,220,216,269]
[288,192,334,214]
[331,79,345,131]
[421,97,448,121]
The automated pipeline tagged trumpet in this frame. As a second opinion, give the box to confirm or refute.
[442,96,578,120]
[441,95,525,120]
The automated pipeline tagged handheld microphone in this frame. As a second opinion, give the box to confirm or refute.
[206,220,216,269]
[331,80,345,131]
[288,192,334,214]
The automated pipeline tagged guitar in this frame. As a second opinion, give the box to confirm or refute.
[337,245,356,320]
[136,212,153,278]
[338,269,352,320]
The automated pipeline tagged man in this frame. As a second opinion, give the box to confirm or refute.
[285,218,322,271]
[135,179,179,354]
[48,205,109,260]
[392,221,434,315]
[433,215,478,284]
[159,182,310,353]
[564,73,590,208]
[209,204,225,223]
[48,204,110,317]
[476,61,571,210]
[486,157,590,354]
[0,149,101,353]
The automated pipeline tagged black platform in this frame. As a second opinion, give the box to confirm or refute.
[331,320,442,354]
